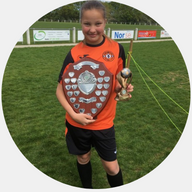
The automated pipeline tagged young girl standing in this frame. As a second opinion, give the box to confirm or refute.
[56,0,134,188]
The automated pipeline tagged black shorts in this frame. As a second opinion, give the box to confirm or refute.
[65,121,117,162]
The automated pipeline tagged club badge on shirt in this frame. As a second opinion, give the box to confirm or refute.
[102,51,115,62]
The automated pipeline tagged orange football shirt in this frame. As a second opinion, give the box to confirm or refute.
[59,37,125,130]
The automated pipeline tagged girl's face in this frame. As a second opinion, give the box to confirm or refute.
[81,9,106,45]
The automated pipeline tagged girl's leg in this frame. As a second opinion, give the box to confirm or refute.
[77,151,92,188]
[101,159,123,187]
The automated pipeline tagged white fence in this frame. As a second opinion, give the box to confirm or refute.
[21,27,170,45]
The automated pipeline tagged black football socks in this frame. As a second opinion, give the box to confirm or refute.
[77,160,123,188]
[77,160,93,188]
[107,169,123,187]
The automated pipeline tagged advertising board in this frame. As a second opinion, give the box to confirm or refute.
[33,30,70,42]
[160,30,171,38]
[18,36,23,42]
[138,30,156,39]
[78,30,84,41]
[111,30,134,40]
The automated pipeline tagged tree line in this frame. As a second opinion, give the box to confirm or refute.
[39,1,157,25]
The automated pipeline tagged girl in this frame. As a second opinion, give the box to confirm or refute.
[56,0,134,188]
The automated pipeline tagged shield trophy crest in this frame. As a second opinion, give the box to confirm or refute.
[62,57,113,118]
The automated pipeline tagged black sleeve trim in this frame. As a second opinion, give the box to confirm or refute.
[58,50,74,83]
[118,43,126,68]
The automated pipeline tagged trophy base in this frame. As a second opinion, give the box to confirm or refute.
[115,88,130,101]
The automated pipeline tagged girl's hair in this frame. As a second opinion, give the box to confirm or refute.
[81,0,113,44]
[81,0,106,19]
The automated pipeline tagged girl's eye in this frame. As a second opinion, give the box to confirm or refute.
[84,23,90,26]
[96,23,101,26]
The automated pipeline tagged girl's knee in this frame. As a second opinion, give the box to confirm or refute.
[107,165,119,175]
[101,159,120,175]
[77,151,91,164]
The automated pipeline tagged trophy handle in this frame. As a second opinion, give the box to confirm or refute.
[127,72,133,86]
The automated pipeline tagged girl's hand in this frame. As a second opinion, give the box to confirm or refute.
[114,79,122,93]
[72,113,96,126]
[127,84,134,93]
[127,83,134,98]
[56,83,95,126]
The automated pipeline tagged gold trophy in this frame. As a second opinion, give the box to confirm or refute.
[115,40,133,101]
[115,68,132,101]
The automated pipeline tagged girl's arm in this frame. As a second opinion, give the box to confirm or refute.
[56,83,96,126]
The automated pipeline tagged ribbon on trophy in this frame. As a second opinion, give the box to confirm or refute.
[115,40,133,101]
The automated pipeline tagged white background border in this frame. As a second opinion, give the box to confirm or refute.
[0,0,191,191]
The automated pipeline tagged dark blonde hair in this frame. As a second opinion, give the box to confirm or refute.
[81,0,106,20]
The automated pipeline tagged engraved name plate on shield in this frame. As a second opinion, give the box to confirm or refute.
[62,57,113,118]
